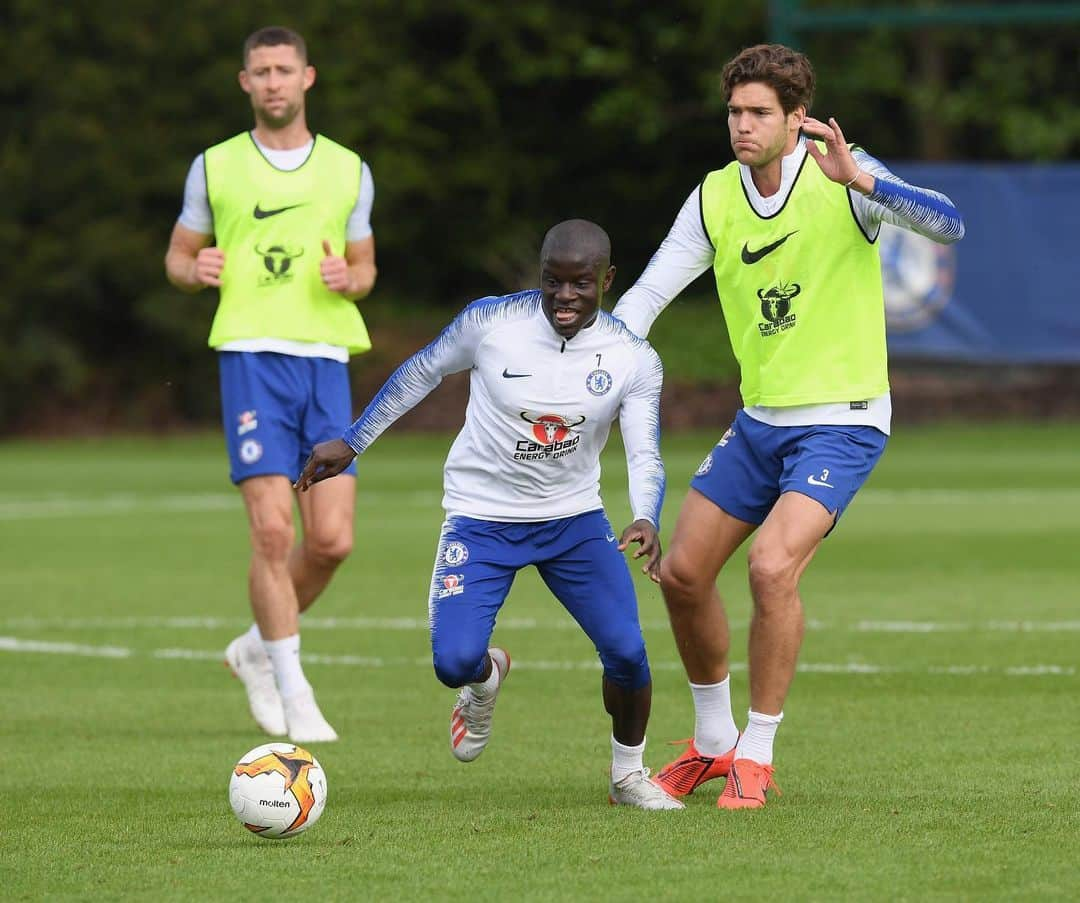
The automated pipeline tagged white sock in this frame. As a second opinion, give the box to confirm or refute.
[263,634,309,698]
[735,710,783,765]
[469,654,501,699]
[611,735,646,783]
[690,677,740,756]
[244,623,263,649]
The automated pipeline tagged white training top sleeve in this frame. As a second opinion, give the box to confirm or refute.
[346,162,375,242]
[618,346,665,527]
[177,154,212,235]
[850,149,965,244]
[611,187,714,338]
[342,298,488,454]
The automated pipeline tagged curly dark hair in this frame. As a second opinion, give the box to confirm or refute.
[721,44,814,115]
[243,26,308,66]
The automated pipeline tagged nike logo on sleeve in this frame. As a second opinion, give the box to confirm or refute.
[253,203,306,219]
[741,231,798,264]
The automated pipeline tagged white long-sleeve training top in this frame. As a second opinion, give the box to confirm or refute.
[343,291,666,525]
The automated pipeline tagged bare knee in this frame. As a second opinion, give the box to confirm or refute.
[304,525,353,568]
[250,517,295,563]
[660,555,710,610]
[747,546,798,606]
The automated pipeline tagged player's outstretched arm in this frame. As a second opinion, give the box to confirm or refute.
[612,188,715,339]
[804,117,965,244]
[618,519,662,583]
[294,439,357,492]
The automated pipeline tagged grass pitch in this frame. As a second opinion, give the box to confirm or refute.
[1,424,1078,901]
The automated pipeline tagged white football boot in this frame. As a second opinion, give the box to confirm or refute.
[608,768,686,810]
[449,647,511,762]
[282,686,339,744]
[224,633,287,736]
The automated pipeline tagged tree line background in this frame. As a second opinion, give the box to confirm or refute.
[3,0,1078,433]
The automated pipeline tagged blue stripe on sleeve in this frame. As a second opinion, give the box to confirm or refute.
[856,153,966,244]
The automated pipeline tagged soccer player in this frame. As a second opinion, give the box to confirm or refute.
[295,220,682,810]
[612,44,965,808]
[164,26,377,743]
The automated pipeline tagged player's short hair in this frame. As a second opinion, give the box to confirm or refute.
[541,220,611,271]
[721,44,814,115]
[243,26,308,66]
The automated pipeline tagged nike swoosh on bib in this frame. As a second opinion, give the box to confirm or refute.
[253,203,306,220]
[741,231,798,265]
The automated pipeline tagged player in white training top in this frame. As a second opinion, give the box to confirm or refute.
[296,220,682,810]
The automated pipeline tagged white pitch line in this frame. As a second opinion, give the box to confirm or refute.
[857,488,1080,505]
[0,636,131,658]
[4,616,1079,634]
[0,490,441,521]
[0,615,678,632]
[0,493,240,520]
[855,620,1080,633]
[2,487,1080,522]
[0,637,1073,677]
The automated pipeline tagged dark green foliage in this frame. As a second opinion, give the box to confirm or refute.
[3,2,1076,430]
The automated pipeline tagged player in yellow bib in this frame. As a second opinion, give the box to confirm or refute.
[613,44,964,808]
[165,27,377,744]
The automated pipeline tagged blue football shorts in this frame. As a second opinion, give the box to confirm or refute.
[689,408,887,526]
[218,351,357,484]
[427,510,651,690]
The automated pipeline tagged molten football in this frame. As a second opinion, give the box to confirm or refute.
[228,743,327,839]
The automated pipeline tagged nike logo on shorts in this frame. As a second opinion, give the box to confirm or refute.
[806,474,835,488]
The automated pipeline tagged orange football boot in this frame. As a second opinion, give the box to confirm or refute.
[716,758,781,810]
[653,737,737,797]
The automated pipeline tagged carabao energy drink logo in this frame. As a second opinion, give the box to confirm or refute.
[234,748,317,834]
[514,412,587,461]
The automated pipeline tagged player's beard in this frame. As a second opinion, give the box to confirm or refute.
[255,98,302,131]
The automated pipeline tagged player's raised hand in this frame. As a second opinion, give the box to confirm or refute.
[294,438,357,492]
[802,116,860,186]
[618,519,662,583]
[319,239,350,294]
[194,246,226,287]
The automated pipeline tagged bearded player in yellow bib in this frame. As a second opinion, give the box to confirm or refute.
[165,27,376,743]
[614,44,964,808]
